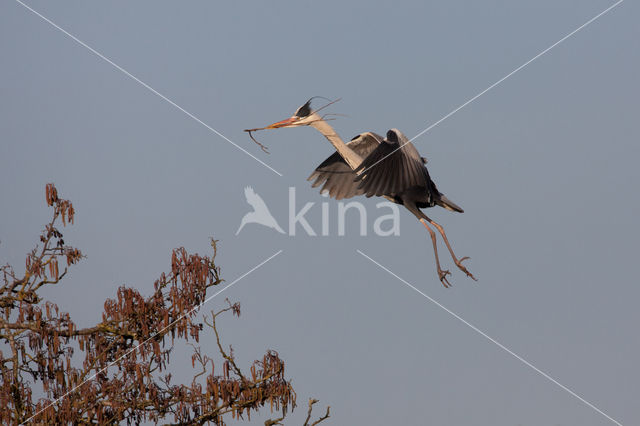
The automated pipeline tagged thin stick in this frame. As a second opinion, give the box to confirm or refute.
[244,129,270,154]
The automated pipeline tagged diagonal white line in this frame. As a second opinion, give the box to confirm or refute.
[356,249,624,426]
[22,249,283,425]
[358,0,623,175]
[14,0,283,177]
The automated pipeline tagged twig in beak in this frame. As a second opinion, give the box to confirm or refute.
[242,97,342,155]
[243,128,270,154]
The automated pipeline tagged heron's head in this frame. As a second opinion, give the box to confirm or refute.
[264,98,319,129]
[265,97,342,130]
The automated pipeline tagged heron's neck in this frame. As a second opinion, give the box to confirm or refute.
[308,114,363,170]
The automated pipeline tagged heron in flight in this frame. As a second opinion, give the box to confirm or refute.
[247,98,475,287]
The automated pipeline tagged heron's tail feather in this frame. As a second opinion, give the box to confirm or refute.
[437,195,464,213]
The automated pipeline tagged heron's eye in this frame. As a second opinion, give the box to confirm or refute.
[386,130,398,143]
[295,100,312,118]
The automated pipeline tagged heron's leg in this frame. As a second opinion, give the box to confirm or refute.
[423,216,476,281]
[420,219,451,288]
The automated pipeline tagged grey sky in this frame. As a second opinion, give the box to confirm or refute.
[1,1,638,425]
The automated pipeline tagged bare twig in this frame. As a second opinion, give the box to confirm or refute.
[303,398,330,426]
[245,129,270,154]
[264,414,285,426]
[1,184,312,425]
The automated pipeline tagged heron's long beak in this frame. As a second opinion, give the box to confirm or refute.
[265,116,299,129]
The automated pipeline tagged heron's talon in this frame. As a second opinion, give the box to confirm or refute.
[454,258,477,281]
[438,269,452,288]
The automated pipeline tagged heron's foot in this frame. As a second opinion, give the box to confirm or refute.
[455,256,477,281]
[438,269,452,288]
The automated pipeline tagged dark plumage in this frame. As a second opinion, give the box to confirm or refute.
[354,129,463,213]
[307,132,382,200]
[260,99,475,287]
[309,129,462,212]
[294,100,312,118]
[309,128,474,287]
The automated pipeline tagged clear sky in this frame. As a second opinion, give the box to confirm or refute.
[1,1,638,425]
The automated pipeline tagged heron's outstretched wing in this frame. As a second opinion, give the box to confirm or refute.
[354,130,435,197]
[307,132,382,200]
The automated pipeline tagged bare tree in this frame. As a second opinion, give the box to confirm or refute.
[0,184,329,425]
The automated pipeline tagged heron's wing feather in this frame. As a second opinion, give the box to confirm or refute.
[307,132,382,200]
[354,137,433,197]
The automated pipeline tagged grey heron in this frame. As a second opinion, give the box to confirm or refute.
[249,99,475,287]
